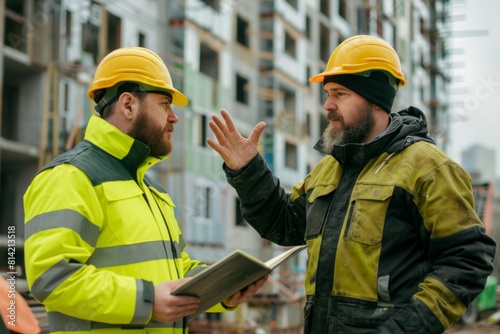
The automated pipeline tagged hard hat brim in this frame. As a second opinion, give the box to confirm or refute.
[171,89,189,106]
[309,69,407,87]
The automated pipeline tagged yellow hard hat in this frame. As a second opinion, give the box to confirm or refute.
[309,35,406,87]
[87,47,188,110]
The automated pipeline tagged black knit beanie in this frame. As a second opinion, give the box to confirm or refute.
[323,71,397,113]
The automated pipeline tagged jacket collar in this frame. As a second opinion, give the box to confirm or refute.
[313,106,435,167]
[84,115,164,171]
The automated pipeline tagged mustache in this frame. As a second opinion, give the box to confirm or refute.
[165,123,174,132]
[326,111,342,122]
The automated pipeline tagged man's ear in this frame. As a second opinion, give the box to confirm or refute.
[116,92,137,120]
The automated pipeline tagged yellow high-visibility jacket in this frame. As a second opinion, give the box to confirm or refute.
[24,115,226,333]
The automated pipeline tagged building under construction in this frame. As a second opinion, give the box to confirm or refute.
[0,0,452,333]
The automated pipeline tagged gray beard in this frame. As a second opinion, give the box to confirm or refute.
[321,104,374,154]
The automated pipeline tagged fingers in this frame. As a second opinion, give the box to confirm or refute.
[207,110,234,152]
[209,109,238,140]
[153,280,201,322]
[209,109,266,145]
[219,109,239,134]
[169,300,200,319]
[249,122,267,143]
[254,275,269,290]
[224,275,269,307]
[209,113,229,138]
[207,123,225,151]
[207,109,265,170]
[243,275,268,297]
[152,296,200,322]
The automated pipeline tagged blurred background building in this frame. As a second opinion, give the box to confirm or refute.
[1,0,495,333]
[462,144,496,183]
[460,144,500,280]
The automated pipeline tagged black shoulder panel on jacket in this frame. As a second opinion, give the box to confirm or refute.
[39,140,132,186]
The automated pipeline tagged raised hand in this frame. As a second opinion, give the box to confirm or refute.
[207,109,266,170]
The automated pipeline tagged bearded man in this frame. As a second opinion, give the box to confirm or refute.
[206,35,496,334]
[23,47,266,334]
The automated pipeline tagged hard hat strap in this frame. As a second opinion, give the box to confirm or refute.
[94,82,173,115]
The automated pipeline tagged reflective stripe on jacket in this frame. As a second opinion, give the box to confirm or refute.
[24,115,226,333]
[225,107,496,333]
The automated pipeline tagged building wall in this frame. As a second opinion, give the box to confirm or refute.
[462,144,497,183]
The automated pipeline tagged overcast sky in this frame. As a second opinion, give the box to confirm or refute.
[447,0,500,177]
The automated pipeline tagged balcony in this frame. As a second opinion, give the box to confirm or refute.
[184,66,231,112]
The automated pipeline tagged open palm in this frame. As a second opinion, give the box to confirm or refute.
[207,109,266,170]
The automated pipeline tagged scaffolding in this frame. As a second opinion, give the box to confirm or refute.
[472,182,495,234]
[38,64,60,168]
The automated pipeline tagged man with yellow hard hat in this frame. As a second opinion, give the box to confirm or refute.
[207,35,496,333]
[23,47,267,333]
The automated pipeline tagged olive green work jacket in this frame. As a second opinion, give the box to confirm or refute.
[225,107,496,333]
